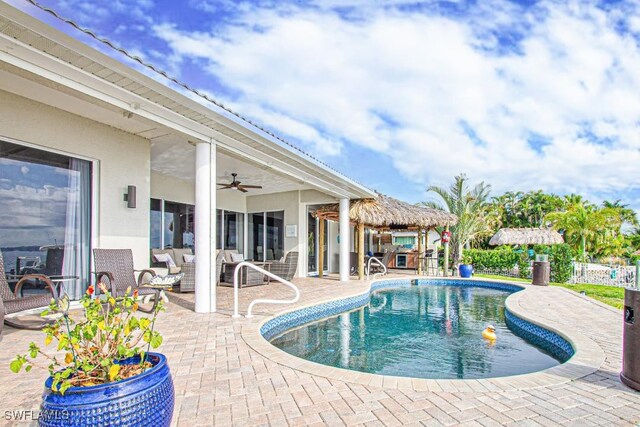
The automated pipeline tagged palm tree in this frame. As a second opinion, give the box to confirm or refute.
[602,200,638,228]
[546,202,620,262]
[421,174,492,267]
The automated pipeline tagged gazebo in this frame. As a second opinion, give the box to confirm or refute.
[489,228,564,246]
[314,194,457,279]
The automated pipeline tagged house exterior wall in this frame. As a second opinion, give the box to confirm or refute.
[246,189,299,250]
[0,89,151,268]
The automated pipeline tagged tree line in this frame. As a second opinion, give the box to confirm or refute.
[421,174,639,266]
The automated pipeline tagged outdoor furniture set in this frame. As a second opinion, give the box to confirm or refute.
[1,248,299,335]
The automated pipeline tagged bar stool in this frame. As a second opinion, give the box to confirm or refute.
[425,249,438,276]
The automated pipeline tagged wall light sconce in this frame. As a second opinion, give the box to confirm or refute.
[123,185,136,208]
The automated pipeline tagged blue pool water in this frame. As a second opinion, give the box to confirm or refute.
[270,284,563,379]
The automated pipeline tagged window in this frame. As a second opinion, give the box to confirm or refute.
[216,209,244,253]
[248,211,284,261]
[0,140,92,299]
[393,236,416,246]
[149,199,194,249]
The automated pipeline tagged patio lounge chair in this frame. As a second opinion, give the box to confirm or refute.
[93,249,159,313]
[268,251,299,283]
[1,251,59,330]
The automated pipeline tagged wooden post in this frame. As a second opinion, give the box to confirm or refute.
[358,222,365,280]
[417,228,423,275]
[354,226,359,253]
[443,224,450,277]
[318,219,325,278]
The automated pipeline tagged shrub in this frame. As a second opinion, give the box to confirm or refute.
[518,251,531,279]
[10,284,165,394]
[548,244,574,283]
[462,247,518,272]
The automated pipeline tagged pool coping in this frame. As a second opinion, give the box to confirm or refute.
[240,277,606,393]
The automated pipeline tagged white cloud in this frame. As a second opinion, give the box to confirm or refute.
[150,0,640,204]
[17,0,640,205]
[20,166,29,175]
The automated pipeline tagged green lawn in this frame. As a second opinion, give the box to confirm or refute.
[474,273,626,310]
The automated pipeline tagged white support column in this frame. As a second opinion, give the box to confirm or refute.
[339,198,350,282]
[210,142,217,311]
[195,141,213,313]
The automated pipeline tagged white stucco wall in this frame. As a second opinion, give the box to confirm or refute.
[150,172,194,205]
[0,89,151,268]
[299,189,336,204]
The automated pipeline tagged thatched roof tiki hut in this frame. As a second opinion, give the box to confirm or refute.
[314,194,457,280]
[489,228,564,246]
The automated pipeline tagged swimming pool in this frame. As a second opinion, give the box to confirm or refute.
[265,279,574,380]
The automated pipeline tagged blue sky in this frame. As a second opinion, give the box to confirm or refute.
[10,0,640,208]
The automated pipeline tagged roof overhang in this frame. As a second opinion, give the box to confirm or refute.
[0,3,376,200]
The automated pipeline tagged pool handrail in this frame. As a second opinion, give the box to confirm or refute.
[366,256,387,280]
[233,261,300,318]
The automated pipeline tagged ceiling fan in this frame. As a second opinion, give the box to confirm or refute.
[217,173,262,193]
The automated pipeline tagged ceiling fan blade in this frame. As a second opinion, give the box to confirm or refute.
[239,184,262,189]
[217,185,233,190]
[238,187,249,193]
[216,183,232,186]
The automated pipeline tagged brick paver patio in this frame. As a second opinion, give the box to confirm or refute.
[1,273,639,426]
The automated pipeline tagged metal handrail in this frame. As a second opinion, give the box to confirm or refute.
[232,261,300,318]
[366,256,387,280]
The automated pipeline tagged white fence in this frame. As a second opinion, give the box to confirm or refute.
[570,263,636,287]
[476,262,637,287]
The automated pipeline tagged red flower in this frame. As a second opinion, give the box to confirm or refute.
[86,285,94,296]
[133,289,139,298]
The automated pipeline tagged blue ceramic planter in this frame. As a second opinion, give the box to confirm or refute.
[39,353,174,427]
[459,264,474,278]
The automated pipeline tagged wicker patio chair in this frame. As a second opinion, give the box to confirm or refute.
[93,249,159,313]
[1,251,59,330]
[267,251,299,283]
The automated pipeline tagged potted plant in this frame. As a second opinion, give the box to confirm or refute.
[10,283,174,427]
[459,253,474,278]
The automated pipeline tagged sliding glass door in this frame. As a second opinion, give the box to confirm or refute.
[307,210,328,275]
[150,199,194,249]
[216,209,244,253]
[248,211,284,261]
[0,140,92,299]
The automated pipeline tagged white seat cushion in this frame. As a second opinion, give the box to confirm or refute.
[230,253,245,262]
[153,253,177,268]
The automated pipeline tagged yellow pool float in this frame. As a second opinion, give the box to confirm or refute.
[482,325,497,341]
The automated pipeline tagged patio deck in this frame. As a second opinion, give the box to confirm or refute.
[1,273,639,426]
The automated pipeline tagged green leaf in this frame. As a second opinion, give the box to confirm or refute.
[25,365,32,373]
[9,359,23,373]
[57,336,69,351]
[59,382,72,395]
[150,333,163,349]
[139,318,151,329]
